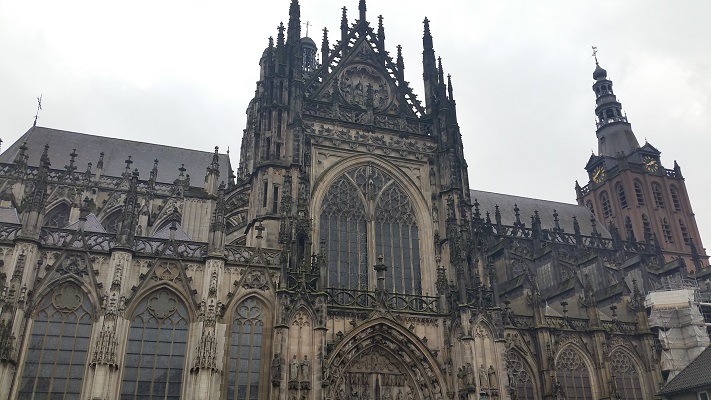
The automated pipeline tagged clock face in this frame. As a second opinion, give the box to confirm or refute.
[642,156,659,172]
[592,165,605,183]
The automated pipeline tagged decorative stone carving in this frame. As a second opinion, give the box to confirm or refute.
[52,283,83,311]
[338,64,392,110]
[242,269,269,291]
[147,290,178,319]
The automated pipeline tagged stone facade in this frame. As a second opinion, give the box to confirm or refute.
[0,1,708,400]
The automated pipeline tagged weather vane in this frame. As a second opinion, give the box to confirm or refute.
[591,46,599,65]
[33,94,43,127]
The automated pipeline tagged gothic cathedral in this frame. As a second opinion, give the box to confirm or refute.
[0,1,707,400]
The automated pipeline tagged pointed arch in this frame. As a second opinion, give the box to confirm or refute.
[609,346,649,400]
[555,344,597,400]
[326,318,447,400]
[101,208,123,233]
[505,348,541,400]
[30,272,101,320]
[313,156,430,295]
[120,287,190,400]
[43,202,71,228]
[124,260,199,320]
[18,282,93,398]
[224,296,271,400]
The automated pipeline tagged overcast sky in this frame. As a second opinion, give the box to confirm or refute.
[1,0,709,253]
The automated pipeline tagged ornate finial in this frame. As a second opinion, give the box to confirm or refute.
[591,46,599,65]
[359,0,366,21]
[341,6,348,29]
[33,94,43,127]
[447,74,454,100]
[304,20,311,37]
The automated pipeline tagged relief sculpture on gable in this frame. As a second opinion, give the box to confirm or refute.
[339,64,392,110]
[331,348,418,400]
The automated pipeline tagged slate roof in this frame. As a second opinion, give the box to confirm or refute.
[0,126,231,185]
[0,207,20,224]
[659,344,711,395]
[65,214,107,233]
[152,224,192,241]
[470,189,611,239]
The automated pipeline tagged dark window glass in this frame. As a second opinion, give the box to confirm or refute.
[617,184,627,209]
[120,289,188,400]
[642,214,652,240]
[556,348,593,400]
[226,299,264,400]
[600,192,612,218]
[506,351,536,400]
[652,183,665,208]
[670,187,682,211]
[44,204,71,228]
[610,350,645,399]
[662,217,673,243]
[19,283,92,398]
[679,220,691,245]
[634,181,645,205]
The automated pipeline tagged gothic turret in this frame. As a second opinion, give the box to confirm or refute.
[591,57,639,157]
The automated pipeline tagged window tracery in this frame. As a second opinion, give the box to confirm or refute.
[102,211,122,233]
[506,351,536,400]
[320,165,422,294]
[120,289,188,400]
[227,298,265,400]
[19,283,92,398]
[555,348,593,400]
[609,350,644,399]
[44,203,70,228]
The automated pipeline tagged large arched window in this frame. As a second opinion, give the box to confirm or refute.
[661,217,673,243]
[506,350,537,400]
[610,349,645,399]
[44,203,71,228]
[121,289,189,400]
[226,298,265,400]
[670,186,682,211]
[679,219,691,245]
[320,165,422,294]
[19,283,93,398]
[556,348,594,400]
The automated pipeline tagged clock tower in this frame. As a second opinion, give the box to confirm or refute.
[576,59,708,270]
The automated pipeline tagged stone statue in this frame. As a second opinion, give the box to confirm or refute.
[465,363,475,388]
[479,364,489,388]
[290,355,299,381]
[271,353,282,381]
[488,365,498,387]
[349,387,359,400]
[301,355,311,381]
[457,366,467,387]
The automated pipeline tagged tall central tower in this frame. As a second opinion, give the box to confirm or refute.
[576,60,707,270]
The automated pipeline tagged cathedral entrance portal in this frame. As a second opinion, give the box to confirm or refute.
[326,321,445,400]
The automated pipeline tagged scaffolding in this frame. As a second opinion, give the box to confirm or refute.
[645,277,710,381]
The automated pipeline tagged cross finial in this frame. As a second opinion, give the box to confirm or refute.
[33,94,43,127]
[304,20,311,37]
[591,45,599,65]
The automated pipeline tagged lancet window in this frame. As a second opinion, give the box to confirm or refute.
[226,298,265,400]
[320,165,422,294]
[555,348,593,400]
[610,349,644,400]
[18,283,93,398]
[506,351,537,400]
[616,183,627,209]
[120,289,189,400]
[102,210,122,233]
[600,191,612,218]
[634,180,645,205]
[679,219,691,245]
[652,182,665,208]
[670,186,682,211]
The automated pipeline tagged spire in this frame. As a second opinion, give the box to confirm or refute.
[321,27,329,64]
[287,0,301,44]
[396,44,404,83]
[591,49,639,157]
[422,17,437,114]
[277,22,285,49]
[359,0,366,23]
[340,7,348,46]
[447,74,454,101]
[377,15,384,52]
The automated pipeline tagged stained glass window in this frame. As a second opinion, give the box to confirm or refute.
[320,165,422,294]
[506,351,537,400]
[19,283,92,399]
[556,348,593,400]
[320,175,368,291]
[226,298,265,400]
[120,289,188,400]
[610,349,644,399]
